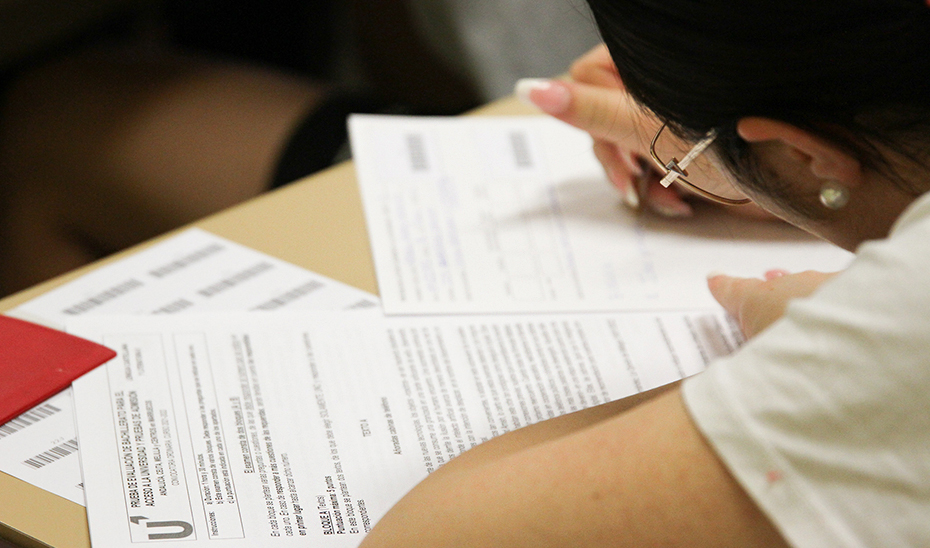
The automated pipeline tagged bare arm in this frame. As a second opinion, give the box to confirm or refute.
[424,381,679,477]
[359,387,788,548]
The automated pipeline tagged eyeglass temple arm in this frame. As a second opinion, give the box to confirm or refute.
[654,128,718,189]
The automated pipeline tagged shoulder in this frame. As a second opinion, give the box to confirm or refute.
[683,193,930,547]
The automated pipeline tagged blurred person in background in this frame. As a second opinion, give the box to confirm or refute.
[0,0,599,296]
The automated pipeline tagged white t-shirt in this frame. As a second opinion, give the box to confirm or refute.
[683,191,930,547]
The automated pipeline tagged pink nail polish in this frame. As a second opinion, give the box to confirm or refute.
[514,79,571,115]
[764,269,790,280]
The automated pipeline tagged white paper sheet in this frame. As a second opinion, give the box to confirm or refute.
[0,229,378,505]
[350,114,854,314]
[69,308,740,547]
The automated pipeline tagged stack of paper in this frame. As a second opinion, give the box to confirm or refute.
[1,229,378,506]
[1,116,853,547]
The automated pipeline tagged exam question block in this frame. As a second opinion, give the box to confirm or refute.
[350,115,854,315]
[71,310,739,547]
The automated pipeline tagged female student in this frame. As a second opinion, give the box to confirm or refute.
[358,0,930,546]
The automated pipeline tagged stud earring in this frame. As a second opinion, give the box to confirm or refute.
[819,180,849,210]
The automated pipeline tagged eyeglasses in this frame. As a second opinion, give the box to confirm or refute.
[649,123,751,206]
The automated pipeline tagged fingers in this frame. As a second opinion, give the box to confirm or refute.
[707,270,841,339]
[515,44,774,220]
[644,178,694,218]
[764,269,790,280]
[592,139,698,217]
[515,78,572,114]
[706,273,763,325]
[567,81,653,147]
[515,78,654,151]
[569,44,622,89]
[592,140,641,208]
[707,272,779,339]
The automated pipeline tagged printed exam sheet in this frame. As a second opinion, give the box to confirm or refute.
[350,115,854,314]
[69,308,740,547]
[0,228,378,505]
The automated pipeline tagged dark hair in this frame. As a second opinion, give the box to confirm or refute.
[585,0,930,206]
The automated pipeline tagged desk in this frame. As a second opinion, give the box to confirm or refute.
[0,97,537,548]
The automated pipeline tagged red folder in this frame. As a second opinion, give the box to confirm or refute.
[0,315,116,425]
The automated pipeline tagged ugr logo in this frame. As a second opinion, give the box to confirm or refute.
[130,516,194,541]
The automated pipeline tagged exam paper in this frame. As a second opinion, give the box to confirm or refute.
[15,228,377,326]
[350,115,854,314]
[0,229,378,505]
[69,308,740,547]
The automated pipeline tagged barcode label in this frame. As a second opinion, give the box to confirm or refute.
[198,262,274,297]
[0,403,62,439]
[406,133,429,171]
[149,243,224,278]
[252,280,324,310]
[23,438,79,469]
[346,299,378,310]
[509,131,534,168]
[152,298,195,314]
[62,278,144,315]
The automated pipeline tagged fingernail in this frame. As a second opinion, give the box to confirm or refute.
[650,201,693,218]
[514,78,571,115]
[624,184,640,209]
[707,271,727,280]
[633,169,652,206]
[605,167,640,209]
[764,269,789,280]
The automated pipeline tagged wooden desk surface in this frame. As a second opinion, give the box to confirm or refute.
[0,97,537,548]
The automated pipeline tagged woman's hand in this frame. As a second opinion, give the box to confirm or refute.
[517,46,685,214]
[708,269,839,339]
[517,44,774,219]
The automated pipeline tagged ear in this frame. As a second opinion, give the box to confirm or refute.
[737,117,864,188]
